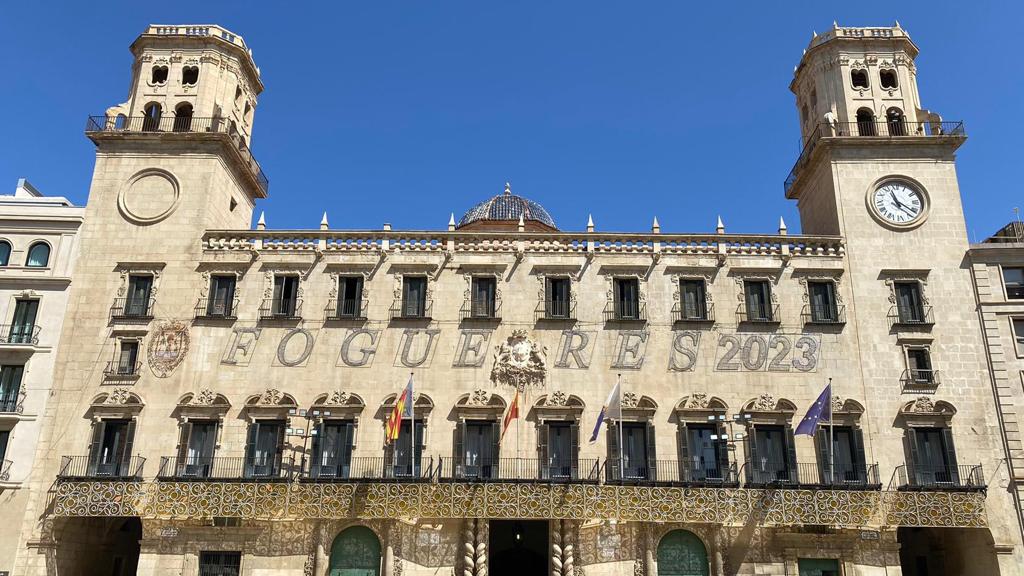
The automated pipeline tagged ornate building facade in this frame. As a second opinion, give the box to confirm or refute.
[10,23,1024,576]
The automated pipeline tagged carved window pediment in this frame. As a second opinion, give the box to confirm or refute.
[243,389,298,420]
[175,389,231,421]
[533,391,584,421]
[673,394,727,422]
[454,389,507,418]
[89,388,144,419]
[311,391,366,420]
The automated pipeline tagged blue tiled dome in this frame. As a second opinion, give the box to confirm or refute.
[458,184,557,230]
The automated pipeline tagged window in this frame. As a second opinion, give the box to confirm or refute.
[545,277,571,319]
[470,276,497,318]
[142,103,162,131]
[270,275,299,317]
[206,275,237,317]
[749,425,796,484]
[172,102,193,132]
[244,420,284,478]
[807,281,839,323]
[389,419,424,478]
[886,107,906,136]
[113,340,139,376]
[401,276,428,318]
[0,365,24,413]
[181,65,199,86]
[608,421,654,481]
[0,241,10,266]
[1004,267,1024,299]
[743,280,774,322]
[879,69,898,89]
[894,281,926,323]
[151,65,168,84]
[175,420,218,478]
[850,69,869,88]
[26,242,49,267]
[679,279,708,320]
[613,278,641,320]
[855,108,876,136]
[679,423,728,482]
[906,347,934,384]
[908,427,959,486]
[9,299,38,344]
[815,425,867,484]
[199,551,241,576]
[457,420,499,479]
[539,421,579,480]
[310,420,355,478]
[124,274,154,317]
[1013,319,1024,356]
[337,276,364,318]
[798,558,840,576]
[87,419,136,477]
[0,430,8,463]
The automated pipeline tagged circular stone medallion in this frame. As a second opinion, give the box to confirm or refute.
[118,169,180,224]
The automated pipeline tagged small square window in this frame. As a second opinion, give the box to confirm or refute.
[1004,267,1024,299]
[906,347,934,385]
[879,69,898,89]
[851,69,869,89]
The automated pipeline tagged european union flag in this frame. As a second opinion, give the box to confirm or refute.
[795,383,832,436]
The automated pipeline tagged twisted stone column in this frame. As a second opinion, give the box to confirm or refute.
[551,519,576,576]
[463,518,488,576]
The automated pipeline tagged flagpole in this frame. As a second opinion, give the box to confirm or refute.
[409,372,414,477]
[828,377,834,484]
[617,374,624,482]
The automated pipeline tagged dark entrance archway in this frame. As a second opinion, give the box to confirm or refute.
[53,516,141,575]
[898,527,1001,576]
[489,520,548,576]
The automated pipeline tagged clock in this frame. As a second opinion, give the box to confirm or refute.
[869,180,928,228]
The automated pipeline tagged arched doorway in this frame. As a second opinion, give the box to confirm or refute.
[329,525,382,576]
[856,108,876,136]
[657,530,709,576]
[53,516,141,575]
[897,526,1001,576]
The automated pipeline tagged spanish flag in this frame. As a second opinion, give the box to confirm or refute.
[500,389,520,443]
[385,376,414,444]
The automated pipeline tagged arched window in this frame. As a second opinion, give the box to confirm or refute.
[0,241,10,266]
[181,66,199,86]
[151,65,168,85]
[880,69,898,89]
[851,69,869,89]
[657,530,709,576]
[173,103,194,132]
[26,242,50,268]
[329,526,381,576]
[887,107,907,136]
[856,108,876,136]
[143,103,162,132]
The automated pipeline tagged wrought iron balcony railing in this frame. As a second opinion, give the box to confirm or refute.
[605,460,739,486]
[460,298,502,322]
[157,455,293,480]
[888,305,935,327]
[303,456,436,482]
[900,368,941,391]
[389,299,433,320]
[324,298,369,321]
[742,461,881,489]
[0,458,11,481]
[785,120,965,195]
[603,300,647,323]
[895,464,985,492]
[57,455,146,480]
[736,303,781,324]
[535,299,576,322]
[438,457,601,483]
[194,297,239,320]
[0,324,41,345]
[85,115,269,195]
[0,389,25,414]
[801,304,846,325]
[258,298,303,321]
[671,301,715,323]
[103,361,142,379]
[110,297,155,321]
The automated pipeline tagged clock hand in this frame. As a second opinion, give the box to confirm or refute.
[890,192,906,209]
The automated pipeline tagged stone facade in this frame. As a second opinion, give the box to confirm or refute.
[10,22,1024,576]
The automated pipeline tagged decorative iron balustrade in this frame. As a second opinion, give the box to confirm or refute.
[157,455,292,481]
[103,361,142,379]
[535,299,576,322]
[304,456,436,482]
[605,460,739,486]
[894,464,985,492]
[0,324,41,345]
[801,304,846,325]
[459,298,502,322]
[671,301,715,323]
[109,297,155,321]
[887,305,935,327]
[85,115,268,195]
[389,299,434,320]
[58,455,146,480]
[900,368,941,391]
[324,298,369,321]
[0,459,11,482]
[0,389,25,414]
[736,302,781,324]
[194,297,240,320]
[603,300,647,323]
[741,462,880,489]
[438,457,600,483]
[785,120,965,195]
[258,297,303,321]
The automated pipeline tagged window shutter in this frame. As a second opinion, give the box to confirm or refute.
[310,422,323,477]
[350,419,359,451]
[715,423,730,477]
[537,422,549,468]
[646,421,658,481]
[905,428,921,485]
[414,420,425,476]
[177,421,193,464]
[784,425,798,481]
[121,420,137,476]
[747,425,758,469]
[245,422,259,463]
[453,420,465,472]
[852,428,867,477]
[941,428,960,484]
[87,421,106,474]
[354,277,364,316]
[490,420,501,465]
[606,422,619,480]
[815,428,830,483]
[676,424,690,481]
[570,422,580,478]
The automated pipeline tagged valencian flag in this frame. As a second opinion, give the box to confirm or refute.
[385,376,414,444]
[589,379,622,443]
[500,389,520,443]
[795,382,832,436]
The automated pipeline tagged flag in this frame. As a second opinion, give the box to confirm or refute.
[589,379,622,443]
[795,382,832,436]
[385,376,414,444]
[500,389,520,443]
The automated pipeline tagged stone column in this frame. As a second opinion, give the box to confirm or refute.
[383,543,394,576]
[462,518,487,576]
[550,519,576,576]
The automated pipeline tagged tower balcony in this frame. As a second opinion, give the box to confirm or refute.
[784,120,965,198]
[85,115,268,197]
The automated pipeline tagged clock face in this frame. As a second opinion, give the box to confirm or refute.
[871,181,926,226]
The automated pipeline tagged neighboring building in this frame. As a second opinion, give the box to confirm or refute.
[0,179,83,576]
[969,220,1024,545]
[11,22,1024,576]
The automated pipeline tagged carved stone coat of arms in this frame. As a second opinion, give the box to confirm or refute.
[490,329,546,389]
[148,320,190,378]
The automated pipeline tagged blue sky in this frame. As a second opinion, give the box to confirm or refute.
[1,1,1020,239]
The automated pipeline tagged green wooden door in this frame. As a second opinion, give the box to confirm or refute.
[657,530,709,576]
[798,558,840,576]
[329,526,382,576]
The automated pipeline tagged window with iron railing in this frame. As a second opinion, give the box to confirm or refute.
[8,299,39,344]
[544,277,572,319]
[741,280,776,322]
[261,275,300,319]
[904,347,936,387]
[678,279,709,321]
[893,281,928,324]
[400,276,429,318]
[469,276,498,319]
[106,340,141,378]
[334,276,365,319]
[805,281,844,324]
[1004,267,1024,300]
[611,278,642,321]
[0,365,24,413]
[204,275,237,318]
[120,274,154,318]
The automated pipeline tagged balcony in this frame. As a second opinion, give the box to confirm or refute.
[742,462,881,489]
[605,460,739,487]
[303,456,436,482]
[324,298,369,321]
[888,305,935,328]
[672,302,715,324]
[801,304,846,326]
[85,115,269,196]
[0,390,25,414]
[109,297,155,322]
[258,298,302,321]
[535,299,576,322]
[103,361,142,380]
[438,457,600,483]
[736,303,781,324]
[460,298,502,322]
[389,299,433,321]
[895,464,986,492]
[785,120,965,196]
[901,369,941,392]
[194,297,239,320]
[0,324,41,346]
[603,300,647,323]
[157,455,293,481]
[57,455,146,480]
